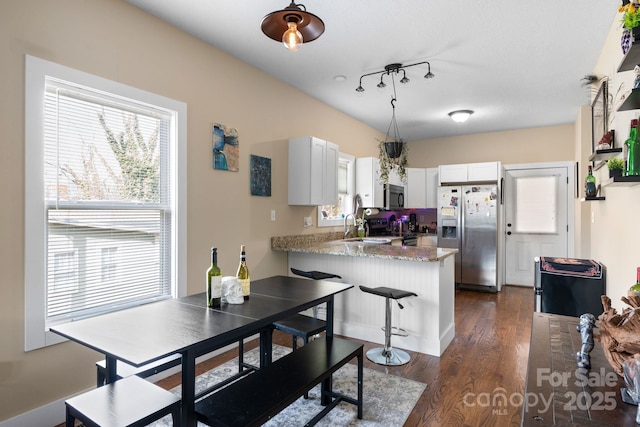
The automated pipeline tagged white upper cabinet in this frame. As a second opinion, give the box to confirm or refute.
[439,161,501,184]
[406,167,438,208]
[406,168,426,208]
[355,157,385,208]
[288,136,339,206]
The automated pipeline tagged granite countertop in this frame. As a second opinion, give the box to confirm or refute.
[271,233,457,262]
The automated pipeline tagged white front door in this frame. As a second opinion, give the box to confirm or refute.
[504,163,573,286]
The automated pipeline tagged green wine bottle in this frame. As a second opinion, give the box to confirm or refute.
[236,245,250,300]
[625,119,640,176]
[630,267,640,294]
[206,247,222,308]
[585,165,597,198]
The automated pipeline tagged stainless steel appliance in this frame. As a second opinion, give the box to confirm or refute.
[384,184,404,210]
[437,185,499,291]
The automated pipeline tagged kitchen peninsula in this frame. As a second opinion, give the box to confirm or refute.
[272,233,457,356]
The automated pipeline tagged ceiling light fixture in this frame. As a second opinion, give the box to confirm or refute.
[355,61,435,93]
[261,2,325,52]
[448,110,474,123]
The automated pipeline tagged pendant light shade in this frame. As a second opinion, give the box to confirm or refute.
[261,2,325,52]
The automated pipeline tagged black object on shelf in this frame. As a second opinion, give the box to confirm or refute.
[581,196,606,201]
[588,147,622,162]
[602,175,640,187]
[618,88,640,111]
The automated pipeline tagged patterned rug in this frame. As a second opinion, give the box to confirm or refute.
[149,344,426,426]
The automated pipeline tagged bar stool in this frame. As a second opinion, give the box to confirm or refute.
[359,285,417,366]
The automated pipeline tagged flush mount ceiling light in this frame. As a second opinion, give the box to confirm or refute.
[448,110,474,123]
[261,2,325,52]
[355,62,435,93]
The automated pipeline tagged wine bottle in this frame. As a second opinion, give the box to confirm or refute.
[585,165,597,198]
[206,247,222,308]
[236,245,250,300]
[630,267,640,294]
[625,119,640,176]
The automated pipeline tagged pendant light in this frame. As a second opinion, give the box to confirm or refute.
[261,2,325,52]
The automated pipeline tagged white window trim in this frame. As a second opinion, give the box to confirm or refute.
[317,153,355,227]
[24,55,187,351]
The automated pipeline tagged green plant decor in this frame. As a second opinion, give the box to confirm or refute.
[377,139,408,184]
[607,157,624,171]
[621,2,640,30]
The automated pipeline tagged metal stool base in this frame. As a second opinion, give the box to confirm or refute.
[366,347,411,366]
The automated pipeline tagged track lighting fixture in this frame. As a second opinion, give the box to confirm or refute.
[354,61,435,93]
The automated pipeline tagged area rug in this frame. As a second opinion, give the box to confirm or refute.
[149,345,426,426]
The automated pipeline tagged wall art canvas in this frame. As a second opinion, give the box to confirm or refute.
[212,123,239,171]
[250,155,271,197]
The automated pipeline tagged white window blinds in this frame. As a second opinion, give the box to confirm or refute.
[43,79,173,324]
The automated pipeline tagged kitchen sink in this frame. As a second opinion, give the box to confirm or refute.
[340,237,392,245]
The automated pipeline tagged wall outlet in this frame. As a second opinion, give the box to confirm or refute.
[271,210,276,221]
[304,216,312,227]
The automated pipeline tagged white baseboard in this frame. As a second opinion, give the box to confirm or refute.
[0,340,245,427]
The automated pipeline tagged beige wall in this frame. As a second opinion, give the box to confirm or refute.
[0,0,384,421]
[407,124,575,168]
[587,14,640,311]
[0,0,620,423]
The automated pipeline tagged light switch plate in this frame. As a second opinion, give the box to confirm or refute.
[304,216,312,227]
[271,210,276,221]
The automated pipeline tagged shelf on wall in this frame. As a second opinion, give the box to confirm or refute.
[618,40,640,72]
[580,196,606,201]
[588,148,623,162]
[618,88,640,111]
[602,175,640,187]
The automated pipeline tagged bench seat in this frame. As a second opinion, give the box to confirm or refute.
[195,336,363,427]
[65,375,181,427]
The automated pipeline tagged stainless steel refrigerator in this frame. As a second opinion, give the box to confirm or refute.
[437,185,499,292]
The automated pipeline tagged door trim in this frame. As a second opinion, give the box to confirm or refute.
[502,161,576,286]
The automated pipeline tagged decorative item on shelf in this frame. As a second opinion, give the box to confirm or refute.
[585,165,598,197]
[261,1,325,52]
[607,157,624,178]
[595,130,614,151]
[625,118,640,176]
[575,313,596,369]
[620,1,640,53]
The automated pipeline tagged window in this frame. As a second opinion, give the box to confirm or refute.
[318,153,355,227]
[25,56,187,351]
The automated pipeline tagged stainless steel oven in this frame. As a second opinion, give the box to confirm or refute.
[384,184,404,210]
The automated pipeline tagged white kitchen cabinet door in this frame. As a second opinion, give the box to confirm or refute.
[355,157,384,208]
[406,168,426,208]
[323,141,339,205]
[468,161,500,182]
[426,167,439,208]
[438,163,468,183]
[288,136,338,205]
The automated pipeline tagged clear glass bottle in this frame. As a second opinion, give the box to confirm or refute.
[236,245,250,300]
[625,119,640,176]
[206,247,222,308]
[585,166,597,198]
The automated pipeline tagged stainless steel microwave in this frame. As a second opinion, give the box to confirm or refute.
[384,184,404,210]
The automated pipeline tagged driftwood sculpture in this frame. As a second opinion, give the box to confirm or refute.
[598,294,640,376]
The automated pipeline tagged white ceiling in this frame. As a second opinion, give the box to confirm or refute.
[127,0,619,142]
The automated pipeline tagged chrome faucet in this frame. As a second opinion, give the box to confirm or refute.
[344,213,355,238]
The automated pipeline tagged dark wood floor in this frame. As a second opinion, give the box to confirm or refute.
[61,285,534,426]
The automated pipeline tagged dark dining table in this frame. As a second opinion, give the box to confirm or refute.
[50,275,353,427]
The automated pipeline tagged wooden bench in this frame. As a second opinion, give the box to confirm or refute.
[195,336,363,427]
[65,375,181,427]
